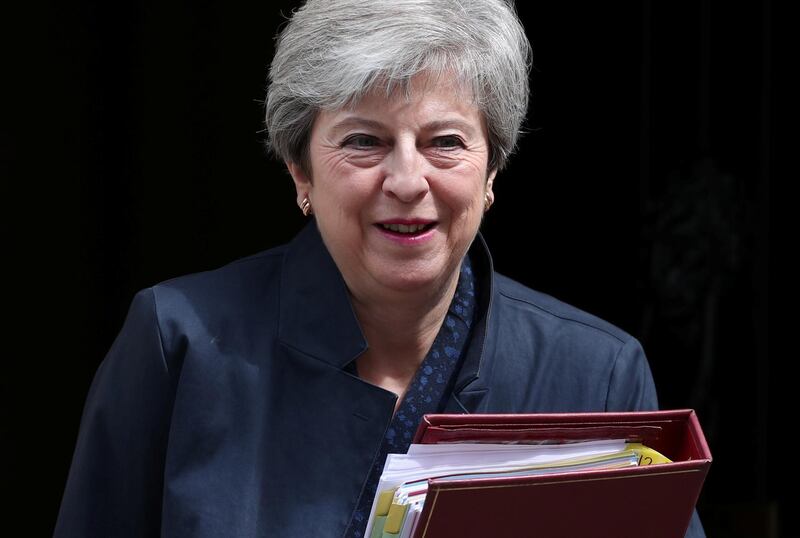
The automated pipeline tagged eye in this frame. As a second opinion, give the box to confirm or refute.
[431,135,465,149]
[342,134,380,149]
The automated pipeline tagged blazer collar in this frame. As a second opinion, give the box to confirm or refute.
[450,231,496,409]
[278,222,368,367]
[277,221,497,400]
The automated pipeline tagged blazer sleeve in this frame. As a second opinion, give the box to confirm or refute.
[605,336,706,538]
[605,336,658,412]
[54,288,176,537]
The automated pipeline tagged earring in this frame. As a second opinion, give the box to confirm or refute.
[484,192,494,211]
[300,197,313,216]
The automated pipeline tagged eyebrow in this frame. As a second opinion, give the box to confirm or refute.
[421,119,478,138]
[328,116,478,138]
[329,117,386,138]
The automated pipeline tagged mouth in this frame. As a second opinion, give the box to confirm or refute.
[375,220,437,237]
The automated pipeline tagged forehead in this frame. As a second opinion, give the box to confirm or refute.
[314,73,485,135]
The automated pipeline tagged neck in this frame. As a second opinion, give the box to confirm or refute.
[349,267,461,382]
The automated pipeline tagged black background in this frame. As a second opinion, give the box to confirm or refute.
[4,1,776,536]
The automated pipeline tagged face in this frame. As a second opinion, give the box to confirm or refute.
[287,76,496,302]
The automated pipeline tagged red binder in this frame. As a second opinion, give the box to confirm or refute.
[410,409,711,538]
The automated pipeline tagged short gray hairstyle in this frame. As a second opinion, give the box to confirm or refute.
[265,0,531,173]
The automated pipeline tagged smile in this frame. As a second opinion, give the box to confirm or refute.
[380,223,432,234]
[375,220,438,244]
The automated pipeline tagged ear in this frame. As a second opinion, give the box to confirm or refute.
[285,161,313,207]
[485,169,497,207]
[486,169,497,192]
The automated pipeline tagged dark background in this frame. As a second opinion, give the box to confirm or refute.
[5,1,775,536]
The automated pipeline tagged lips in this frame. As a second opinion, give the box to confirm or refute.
[376,219,437,235]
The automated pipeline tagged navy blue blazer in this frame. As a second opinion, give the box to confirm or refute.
[56,222,704,537]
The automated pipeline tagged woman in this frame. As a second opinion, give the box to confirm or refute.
[56,0,704,536]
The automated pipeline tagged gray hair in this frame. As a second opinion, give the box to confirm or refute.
[265,0,531,173]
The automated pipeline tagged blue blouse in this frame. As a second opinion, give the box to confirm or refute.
[344,255,477,537]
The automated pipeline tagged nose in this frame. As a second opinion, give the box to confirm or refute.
[382,141,429,203]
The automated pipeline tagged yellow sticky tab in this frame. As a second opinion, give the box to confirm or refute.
[384,503,409,534]
[627,443,672,465]
[376,490,395,516]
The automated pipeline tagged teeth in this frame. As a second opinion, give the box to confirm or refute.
[382,223,428,233]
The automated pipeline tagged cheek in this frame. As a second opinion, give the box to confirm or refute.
[312,167,378,228]
[435,171,487,217]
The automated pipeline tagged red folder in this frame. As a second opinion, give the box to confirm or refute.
[410,409,711,538]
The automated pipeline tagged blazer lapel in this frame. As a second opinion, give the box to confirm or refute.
[271,222,397,534]
[279,221,367,366]
[445,232,497,414]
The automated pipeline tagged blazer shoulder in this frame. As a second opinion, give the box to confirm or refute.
[493,272,634,345]
[139,244,289,351]
[151,244,287,300]
[485,273,654,413]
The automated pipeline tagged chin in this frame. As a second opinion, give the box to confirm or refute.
[382,277,436,293]
[374,265,453,294]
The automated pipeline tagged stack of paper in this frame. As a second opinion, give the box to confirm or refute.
[380,410,711,538]
[365,439,650,538]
